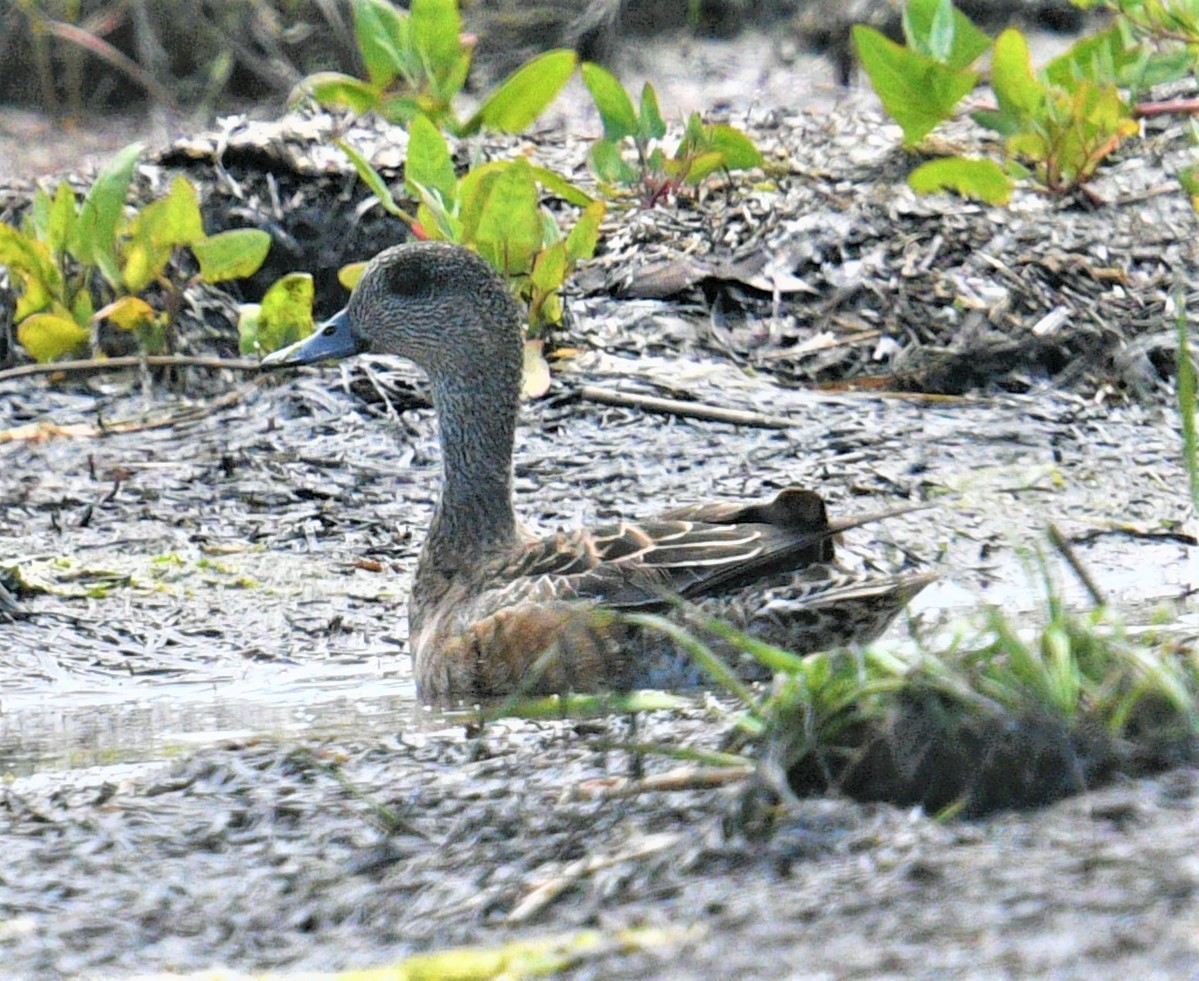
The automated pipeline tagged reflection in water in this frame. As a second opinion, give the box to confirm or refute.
[0,660,420,778]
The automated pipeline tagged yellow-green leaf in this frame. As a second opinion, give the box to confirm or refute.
[580,61,638,141]
[908,157,1013,204]
[239,272,314,355]
[191,229,271,283]
[472,50,578,134]
[565,200,605,263]
[404,114,457,206]
[17,312,90,362]
[73,142,142,289]
[473,158,542,275]
[94,296,156,331]
[293,72,380,114]
[338,262,367,290]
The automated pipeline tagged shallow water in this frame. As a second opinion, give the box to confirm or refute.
[3,375,1195,780]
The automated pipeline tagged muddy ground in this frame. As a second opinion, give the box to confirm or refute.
[3,20,1199,981]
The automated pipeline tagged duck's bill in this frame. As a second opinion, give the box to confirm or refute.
[260,308,361,368]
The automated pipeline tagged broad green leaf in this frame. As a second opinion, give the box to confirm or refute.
[17,311,90,362]
[472,49,577,135]
[122,177,205,292]
[46,181,77,257]
[191,229,271,283]
[989,29,1044,126]
[457,162,508,240]
[706,125,763,170]
[1042,23,1183,90]
[239,272,314,355]
[404,114,457,206]
[410,0,464,82]
[73,142,142,289]
[294,72,380,114]
[530,241,567,293]
[638,83,666,141]
[588,139,638,184]
[580,62,638,141]
[908,157,1013,204]
[565,200,604,263]
[903,0,990,70]
[529,166,594,207]
[683,151,726,184]
[853,26,977,146]
[473,158,542,275]
[94,296,156,331]
[353,0,406,88]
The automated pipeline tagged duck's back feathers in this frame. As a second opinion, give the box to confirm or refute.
[413,488,934,699]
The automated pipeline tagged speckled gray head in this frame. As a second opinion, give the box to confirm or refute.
[258,242,523,377]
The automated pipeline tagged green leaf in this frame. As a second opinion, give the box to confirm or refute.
[989,29,1044,127]
[706,125,763,170]
[17,311,90,362]
[457,161,507,240]
[565,200,605,263]
[903,0,990,70]
[239,272,314,356]
[853,26,977,146]
[473,158,543,275]
[46,181,77,257]
[294,72,381,114]
[472,49,577,135]
[122,177,205,292]
[580,62,638,141]
[336,139,412,221]
[529,166,594,207]
[410,0,464,81]
[191,229,271,283]
[908,156,1013,204]
[638,83,666,141]
[588,138,638,184]
[683,151,726,184]
[353,0,406,88]
[404,114,457,206]
[73,142,142,289]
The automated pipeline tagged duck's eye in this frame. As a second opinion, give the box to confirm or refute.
[324,324,337,336]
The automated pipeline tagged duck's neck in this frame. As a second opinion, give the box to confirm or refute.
[421,372,520,570]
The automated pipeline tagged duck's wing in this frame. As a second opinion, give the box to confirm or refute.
[483,488,924,611]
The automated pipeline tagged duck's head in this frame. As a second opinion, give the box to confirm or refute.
[261,242,523,383]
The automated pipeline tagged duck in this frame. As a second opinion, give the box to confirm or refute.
[263,242,934,701]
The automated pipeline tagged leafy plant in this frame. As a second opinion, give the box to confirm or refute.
[975,29,1139,194]
[854,0,1194,200]
[295,0,576,136]
[581,63,762,207]
[0,143,270,362]
[339,117,605,337]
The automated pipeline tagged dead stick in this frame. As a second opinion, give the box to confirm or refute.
[1047,523,1107,608]
[577,385,794,429]
[573,764,753,800]
[0,355,262,383]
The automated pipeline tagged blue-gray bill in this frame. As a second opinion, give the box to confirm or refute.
[259,308,359,368]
